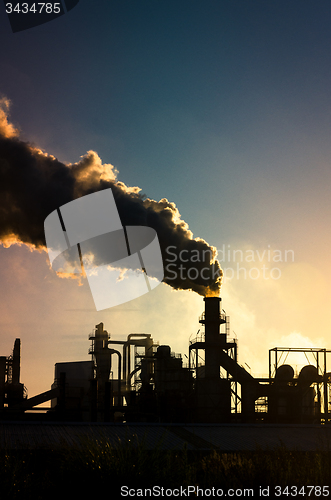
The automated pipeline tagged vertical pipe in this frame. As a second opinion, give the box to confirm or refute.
[123,344,127,388]
[127,344,131,389]
[12,339,20,385]
[275,350,278,377]
[204,297,222,379]
[117,351,122,406]
[324,349,328,421]
[317,351,321,419]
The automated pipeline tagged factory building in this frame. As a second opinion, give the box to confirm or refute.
[0,297,330,424]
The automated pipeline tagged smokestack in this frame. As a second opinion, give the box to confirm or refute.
[12,338,21,385]
[200,297,226,378]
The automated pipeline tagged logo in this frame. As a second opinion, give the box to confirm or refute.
[3,0,80,33]
[44,189,164,310]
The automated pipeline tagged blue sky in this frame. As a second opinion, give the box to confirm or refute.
[1,1,331,396]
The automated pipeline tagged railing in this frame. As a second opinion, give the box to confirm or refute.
[189,333,205,345]
[199,312,227,322]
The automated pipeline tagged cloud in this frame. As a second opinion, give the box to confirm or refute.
[0,98,19,139]
[0,99,222,296]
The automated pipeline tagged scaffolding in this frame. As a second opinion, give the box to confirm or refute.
[269,347,331,423]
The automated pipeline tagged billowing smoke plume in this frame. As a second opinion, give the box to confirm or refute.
[0,98,222,296]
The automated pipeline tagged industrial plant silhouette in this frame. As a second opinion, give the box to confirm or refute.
[1,296,330,426]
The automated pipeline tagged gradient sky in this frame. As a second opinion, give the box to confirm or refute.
[1,0,331,398]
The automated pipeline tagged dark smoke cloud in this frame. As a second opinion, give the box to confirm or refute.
[0,99,222,296]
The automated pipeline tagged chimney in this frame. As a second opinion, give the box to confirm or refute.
[200,297,226,378]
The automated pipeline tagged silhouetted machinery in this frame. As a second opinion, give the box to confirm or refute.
[1,297,331,423]
[0,339,26,410]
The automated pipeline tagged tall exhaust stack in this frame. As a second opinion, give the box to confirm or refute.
[200,297,226,379]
